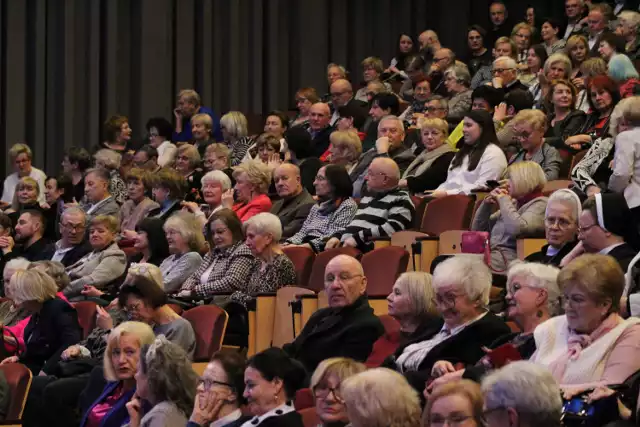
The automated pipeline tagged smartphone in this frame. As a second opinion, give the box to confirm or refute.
[486,180,501,190]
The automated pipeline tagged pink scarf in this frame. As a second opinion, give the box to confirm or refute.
[548,313,623,381]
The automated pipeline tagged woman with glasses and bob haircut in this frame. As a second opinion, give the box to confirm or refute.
[422,380,485,427]
[309,357,366,427]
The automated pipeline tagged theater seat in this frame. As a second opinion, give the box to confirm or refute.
[365,315,401,367]
[183,305,229,373]
[72,301,98,339]
[294,388,315,410]
[516,238,547,259]
[282,246,315,286]
[307,248,361,293]
[361,247,409,315]
[298,407,320,427]
[542,180,572,196]
[0,363,32,422]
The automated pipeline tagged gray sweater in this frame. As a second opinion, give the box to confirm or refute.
[153,317,196,359]
[123,401,187,427]
[159,252,203,293]
[472,196,548,272]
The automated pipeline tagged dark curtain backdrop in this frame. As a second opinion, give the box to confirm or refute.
[0,0,562,177]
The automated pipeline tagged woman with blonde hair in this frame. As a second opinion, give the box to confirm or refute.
[529,52,572,108]
[1,143,46,209]
[219,111,253,165]
[175,144,203,203]
[508,109,562,180]
[190,113,214,158]
[291,87,320,127]
[329,130,362,173]
[6,177,42,229]
[566,35,589,83]
[423,380,485,427]
[399,118,455,193]
[310,358,367,427]
[341,368,421,427]
[94,149,127,204]
[224,160,272,222]
[472,161,548,273]
[119,168,159,236]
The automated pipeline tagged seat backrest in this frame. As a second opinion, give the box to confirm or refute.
[410,195,429,230]
[365,315,401,367]
[421,195,474,236]
[294,388,314,410]
[0,363,32,420]
[282,246,315,286]
[308,247,361,292]
[542,180,572,197]
[183,305,229,362]
[72,301,98,339]
[271,287,315,348]
[299,407,320,427]
[361,247,409,297]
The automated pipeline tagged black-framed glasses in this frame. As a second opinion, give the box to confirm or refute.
[198,378,233,391]
[313,384,343,401]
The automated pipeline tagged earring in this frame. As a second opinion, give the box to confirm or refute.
[536,310,543,318]
[273,394,279,404]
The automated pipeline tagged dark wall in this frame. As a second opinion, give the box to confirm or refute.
[0,0,563,178]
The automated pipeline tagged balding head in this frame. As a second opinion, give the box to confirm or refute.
[367,158,400,192]
[434,48,456,69]
[330,79,354,108]
[324,255,367,307]
[274,163,303,199]
[309,103,331,131]
[419,30,439,50]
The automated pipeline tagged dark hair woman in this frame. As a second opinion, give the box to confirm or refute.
[132,218,170,266]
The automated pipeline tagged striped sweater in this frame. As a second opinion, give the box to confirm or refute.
[333,187,415,251]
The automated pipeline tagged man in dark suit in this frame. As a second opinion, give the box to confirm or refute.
[328,79,368,130]
[492,56,529,94]
[306,103,334,158]
[270,164,314,239]
[48,206,91,267]
[282,254,384,373]
[585,3,613,56]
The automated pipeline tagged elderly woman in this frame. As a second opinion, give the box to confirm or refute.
[541,18,566,55]
[1,143,46,209]
[225,160,272,222]
[399,118,455,193]
[219,111,253,166]
[242,347,305,426]
[79,322,156,427]
[309,358,366,427]
[341,368,421,427]
[175,144,204,203]
[203,143,231,173]
[525,189,581,265]
[64,215,127,300]
[529,53,572,108]
[609,54,640,98]
[94,149,127,205]
[543,79,587,151]
[145,117,176,167]
[253,133,281,164]
[508,110,562,180]
[354,57,390,102]
[190,113,214,157]
[119,168,159,237]
[444,64,473,123]
[423,380,485,427]
[291,87,320,128]
[176,209,255,300]
[284,165,358,252]
[431,110,507,197]
[391,256,510,392]
[125,337,197,427]
[0,258,30,325]
[149,168,186,221]
[329,130,363,174]
[571,90,626,197]
[6,176,40,214]
[398,78,432,127]
[531,254,640,397]
[158,212,204,294]
[0,269,81,375]
[472,161,548,273]
[99,114,132,154]
[182,170,233,232]
[188,352,250,426]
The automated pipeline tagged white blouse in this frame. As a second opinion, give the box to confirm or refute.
[436,144,507,195]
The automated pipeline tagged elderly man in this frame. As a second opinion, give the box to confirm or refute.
[488,1,511,46]
[586,3,612,55]
[491,56,528,94]
[306,103,334,158]
[173,88,222,142]
[418,30,441,62]
[49,207,91,267]
[0,210,53,262]
[282,254,383,372]
[327,158,415,252]
[482,362,563,427]
[270,164,314,239]
[616,11,640,63]
[351,115,415,198]
[329,79,367,128]
[80,168,119,221]
[428,48,456,96]
[1,143,46,208]
[563,0,585,39]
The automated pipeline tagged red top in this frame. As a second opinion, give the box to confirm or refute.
[232,194,272,222]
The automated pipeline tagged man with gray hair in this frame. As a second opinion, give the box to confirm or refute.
[482,361,563,427]
[49,207,91,267]
[491,56,528,94]
[270,164,314,238]
[173,88,222,142]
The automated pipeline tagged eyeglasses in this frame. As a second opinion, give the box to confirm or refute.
[426,106,445,112]
[314,175,327,181]
[62,222,86,232]
[578,223,598,234]
[198,378,233,391]
[492,68,514,74]
[313,384,343,401]
[544,217,573,230]
[429,414,474,426]
[324,272,363,284]
[433,291,463,308]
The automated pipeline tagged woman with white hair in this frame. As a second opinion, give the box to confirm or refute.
[181,170,233,231]
[219,111,253,166]
[472,161,548,273]
[159,212,204,294]
[94,148,127,205]
[240,213,296,305]
[444,63,473,123]
[482,361,563,427]
[390,256,510,392]
[529,52,572,108]
[341,368,421,427]
[430,261,561,388]
[526,189,581,266]
[617,11,640,64]
[0,257,31,326]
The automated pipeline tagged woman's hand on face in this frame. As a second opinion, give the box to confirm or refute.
[221,189,235,209]
[190,391,225,425]
[0,356,18,365]
[126,394,143,427]
[431,360,457,378]
[95,306,114,330]
[81,285,104,298]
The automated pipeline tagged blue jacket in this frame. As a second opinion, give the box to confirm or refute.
[174,106,223,142]
[79,381,135,427]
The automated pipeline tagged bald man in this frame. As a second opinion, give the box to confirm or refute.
[329,79,368,128]
[429,48,457,96]
[327,157,415,252]
[307,103,334,158]
[270,164,315,238]
[282,254,383,372]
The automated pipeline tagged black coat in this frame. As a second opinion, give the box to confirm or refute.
[21,298,83,375]
[54,242,93,268]
[282,295,384,373]
[270,190,315,239]
[398,312,511,392]
[544,110,587,151]
[10,238,55,263]
[238,411,303,427]
[608,243,638,272]
[525,240,579,267]
[309,126,334,158]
